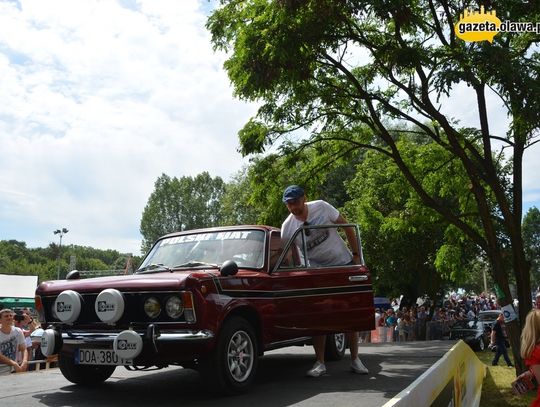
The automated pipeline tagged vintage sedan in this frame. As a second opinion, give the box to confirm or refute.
[448,319,490,351]
[36,224,374,393]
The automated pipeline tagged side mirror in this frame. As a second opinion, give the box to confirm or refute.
[220,260,238,276]
[66,270,80,280]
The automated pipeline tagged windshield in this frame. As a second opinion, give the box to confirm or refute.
[138,230,266,271]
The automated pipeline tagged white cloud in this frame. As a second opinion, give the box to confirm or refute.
[0,0,256,255]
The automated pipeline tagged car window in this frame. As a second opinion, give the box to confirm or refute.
[275,242,305,270]
[139,230,266,270]
[281,223,362,268]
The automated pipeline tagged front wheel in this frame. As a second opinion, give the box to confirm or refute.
[58,352,116,385]
[325,333,346,361]
[201,317,258,394]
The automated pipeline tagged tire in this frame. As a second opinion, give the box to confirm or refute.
[58,352,116,385]
[477,338,486,352]
[325,333,346,361]
[201,316,258,395]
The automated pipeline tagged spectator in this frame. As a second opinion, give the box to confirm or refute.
[520,309,540,407]
[407,310,416,341]
[491,314,513,367]
[14,311,34,363]
[416,305,427,340]
[0,309,28,374]
[396,311,406,341]
[385,308,398,341]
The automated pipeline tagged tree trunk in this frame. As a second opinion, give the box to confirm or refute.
[489,249,528,373]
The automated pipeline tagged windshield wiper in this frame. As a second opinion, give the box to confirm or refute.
[172,261,219,269]
[137,263,172,274]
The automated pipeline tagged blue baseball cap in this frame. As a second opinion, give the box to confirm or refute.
[282,185,305,203]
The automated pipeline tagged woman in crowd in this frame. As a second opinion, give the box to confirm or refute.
[520,309,540,406]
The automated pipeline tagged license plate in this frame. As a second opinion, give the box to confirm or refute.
[76,348,133,366]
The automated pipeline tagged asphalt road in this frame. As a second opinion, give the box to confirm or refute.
[0,341,455,407]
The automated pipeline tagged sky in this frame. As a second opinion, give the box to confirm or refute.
[0,0,539,257]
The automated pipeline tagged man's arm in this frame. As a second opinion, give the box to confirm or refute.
[334,214,361,263]
[14,343,28,372]
[0,353,17,369]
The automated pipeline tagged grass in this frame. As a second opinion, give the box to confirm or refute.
[478,347,536,406]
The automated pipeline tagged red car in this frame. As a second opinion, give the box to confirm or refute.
[36,224,374,393]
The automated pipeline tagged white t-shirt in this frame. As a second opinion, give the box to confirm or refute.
[281,200,352,266]
[0,326,25,375]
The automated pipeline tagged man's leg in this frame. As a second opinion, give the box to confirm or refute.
[492,346,501,365]
[306,336,327,377]
[348,332,368,374]
[347,332,359,359]
[501,345,513,366]
[313,335,326,363]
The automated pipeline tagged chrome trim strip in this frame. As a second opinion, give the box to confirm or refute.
[349,275,368,281]
[61,330,214,345]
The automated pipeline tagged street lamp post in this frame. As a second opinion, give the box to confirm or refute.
[54,228,69,280]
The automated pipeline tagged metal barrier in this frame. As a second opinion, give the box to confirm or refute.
[426,320,452,340]
[27,356,58,371]
[369,320,453,343]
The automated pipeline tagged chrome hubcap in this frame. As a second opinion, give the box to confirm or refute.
[335,333,346,352]
[227,330,254,382]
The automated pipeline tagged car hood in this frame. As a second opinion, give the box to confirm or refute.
[36,270,216,296]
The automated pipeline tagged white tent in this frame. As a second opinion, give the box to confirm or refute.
[0,274,38,298]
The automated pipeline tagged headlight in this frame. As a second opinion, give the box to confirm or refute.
[165,296,184,319]
[144,297,161,319]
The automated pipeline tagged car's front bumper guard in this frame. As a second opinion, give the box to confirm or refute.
[62,328,214,345]
[40,324,214,356]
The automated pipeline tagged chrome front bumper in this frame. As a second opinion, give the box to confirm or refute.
[36,328,214,345]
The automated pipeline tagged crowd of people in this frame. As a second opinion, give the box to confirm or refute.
[369,293,503,343]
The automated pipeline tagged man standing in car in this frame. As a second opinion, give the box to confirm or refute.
[281,185,368,377]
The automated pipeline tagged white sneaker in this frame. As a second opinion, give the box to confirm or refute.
[351,357,368,374]
[306,361,326,377]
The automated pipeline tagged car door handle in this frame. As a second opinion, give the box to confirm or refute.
[349,275,368,281]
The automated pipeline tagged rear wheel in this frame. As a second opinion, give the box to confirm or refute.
[325,333,346,361]
[201,317,258,394]
[58,352,116,385]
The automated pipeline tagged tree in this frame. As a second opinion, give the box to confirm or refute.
[140,172,226,252]
[344,136,483,301]
[208,0,539,369]
[220,167,262,225]
[523,207,540,289]
[0,240,133,282]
